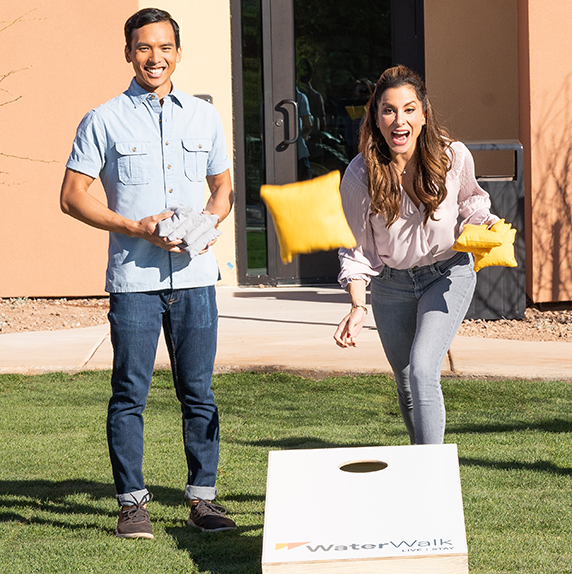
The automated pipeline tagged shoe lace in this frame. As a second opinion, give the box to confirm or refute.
[122,492,153,519]
[192,498,228,518]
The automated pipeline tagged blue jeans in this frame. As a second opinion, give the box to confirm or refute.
[370,251,476,445]
[107,286,219,506]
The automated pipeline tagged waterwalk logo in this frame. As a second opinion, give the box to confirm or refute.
[275,542,311,551]
[275,538,455,553]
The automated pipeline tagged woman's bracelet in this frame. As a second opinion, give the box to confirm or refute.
[351,303,368,314]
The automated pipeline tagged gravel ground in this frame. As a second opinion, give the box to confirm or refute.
[0,297,109,334]
[1,296,572,342]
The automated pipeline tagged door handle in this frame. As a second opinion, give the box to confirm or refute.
[277,99,299,146]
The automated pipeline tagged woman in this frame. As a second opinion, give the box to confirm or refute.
[333,66,497,445]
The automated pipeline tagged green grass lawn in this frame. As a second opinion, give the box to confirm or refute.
[1,370,572,573]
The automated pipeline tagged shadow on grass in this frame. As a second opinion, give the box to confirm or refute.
[167,525,263,574]
[448,418,572,435]
[460,457,572,477]
[0,479,190,532]
[0,479,265,571]
[165,493,265,574]
[0,479,116,533]
[233,436,407,450]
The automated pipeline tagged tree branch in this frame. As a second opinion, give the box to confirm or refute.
[0,152,58,164]
[0,96,22,107]
[1,67,31,85]
[0,8,40,34]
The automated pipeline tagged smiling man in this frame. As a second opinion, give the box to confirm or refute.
[60,8,236,538]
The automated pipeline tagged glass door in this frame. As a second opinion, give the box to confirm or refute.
[234,0,392,285]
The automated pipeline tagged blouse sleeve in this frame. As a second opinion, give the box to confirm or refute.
[454,142,500,229]
[337,157,383,289]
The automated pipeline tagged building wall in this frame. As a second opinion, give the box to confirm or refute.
[424,0,519,171]
[426,0,572,303]
[0,0,235,297]
[1,0,136,297]
[5,0,572,302]
[518,0,572,302]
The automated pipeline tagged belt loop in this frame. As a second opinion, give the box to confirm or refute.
[429,263,437,274]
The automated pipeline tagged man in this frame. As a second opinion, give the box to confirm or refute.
[60,8,235,539]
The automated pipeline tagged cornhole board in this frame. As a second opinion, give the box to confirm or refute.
[262,444,468,573]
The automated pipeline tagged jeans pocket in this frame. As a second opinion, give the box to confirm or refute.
[115,141,150,185]
[182,139,212,181]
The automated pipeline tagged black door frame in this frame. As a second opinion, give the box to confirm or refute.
[231,0,425,285]
[391,0,425,79]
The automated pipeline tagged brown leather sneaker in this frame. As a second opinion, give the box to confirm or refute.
[188,499,237,532]
[115,493,154,539]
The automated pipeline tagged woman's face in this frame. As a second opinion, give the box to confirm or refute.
[376,85,426,161]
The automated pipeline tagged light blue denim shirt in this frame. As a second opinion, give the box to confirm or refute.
[66,79,231,293]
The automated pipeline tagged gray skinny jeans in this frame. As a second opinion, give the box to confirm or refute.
[370,251,476,444]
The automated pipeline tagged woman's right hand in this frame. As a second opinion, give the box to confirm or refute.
[333,306,368,348]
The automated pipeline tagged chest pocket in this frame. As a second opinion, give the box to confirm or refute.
[182,139,212,181]
[116,142,150,185]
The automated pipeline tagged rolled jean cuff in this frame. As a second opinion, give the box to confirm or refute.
[185,484,217,501]
[116,488,149,507]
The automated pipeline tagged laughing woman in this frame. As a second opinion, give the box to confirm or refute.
[333,65,498,445]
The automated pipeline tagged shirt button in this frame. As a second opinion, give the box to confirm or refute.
[167,165,171,169]
[165,141,169,146]
[151,95,156,99]
[168,189,173,193]
[198,144,203,149]
[132,147,136,152]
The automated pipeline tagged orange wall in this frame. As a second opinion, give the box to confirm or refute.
[1,1,137,297]
[1,1,236,297]
[518,0,572,302]
[424,0,519,144]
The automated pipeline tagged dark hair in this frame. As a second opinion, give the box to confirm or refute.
[124,8,180,49]
[298,58,313,83]
[359,65,452,226]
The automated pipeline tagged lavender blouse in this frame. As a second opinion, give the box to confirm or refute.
[338,141,498,288]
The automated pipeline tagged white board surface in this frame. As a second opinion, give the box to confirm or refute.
[262,444,468,573]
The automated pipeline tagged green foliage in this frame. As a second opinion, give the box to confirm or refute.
[1,371,572,573]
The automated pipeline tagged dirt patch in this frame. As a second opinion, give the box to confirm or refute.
[1,296,572,342]
[457,306,572,342]
[0,297,109,334]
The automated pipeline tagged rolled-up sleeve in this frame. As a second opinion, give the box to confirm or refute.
[66,109,107,179]
[206,105,232,176]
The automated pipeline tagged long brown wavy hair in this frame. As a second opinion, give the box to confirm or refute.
[359,65,452,226]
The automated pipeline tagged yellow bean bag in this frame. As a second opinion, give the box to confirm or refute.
[453,219,517,272]
[452,224,502,252]
[260,171,356,263]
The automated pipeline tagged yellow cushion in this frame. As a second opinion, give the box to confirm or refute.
[260,171,356,263]
[452,224,502,253]
[473,220,518,272]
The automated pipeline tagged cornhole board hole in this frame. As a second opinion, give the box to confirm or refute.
[262,444,468,573]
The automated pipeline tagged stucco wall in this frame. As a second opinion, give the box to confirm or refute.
[424,0,519,171]
[1,0,235,297]
[518,0,572,302]
[424,0,519,141]
[1,1,137,297]
[426,0,572,303]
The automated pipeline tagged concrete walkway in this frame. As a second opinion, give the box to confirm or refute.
[1,286,571,380]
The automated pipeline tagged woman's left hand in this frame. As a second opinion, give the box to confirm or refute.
[333,307,368,348]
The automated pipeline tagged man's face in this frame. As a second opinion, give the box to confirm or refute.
[125,21,182,101]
